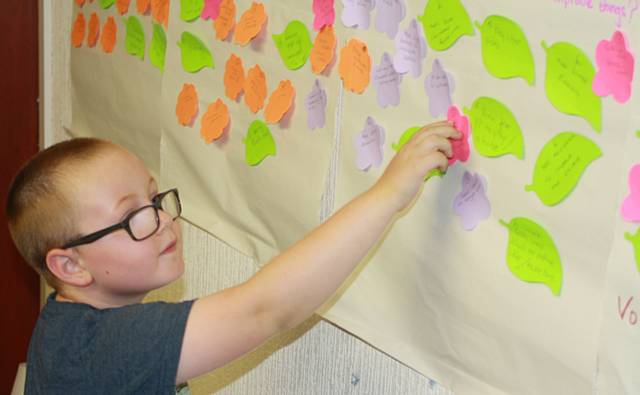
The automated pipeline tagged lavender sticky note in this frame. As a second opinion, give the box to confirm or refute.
[354,117,385,171]
[375,0,406,39]
[453,171,491,231]
[341,0,375,29]
[424,59,455,117]
[393,19,427,78]
[305,79,328,130]
[372,52,402,108]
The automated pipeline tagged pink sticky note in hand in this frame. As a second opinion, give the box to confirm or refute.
[201,0,222,20]
[393,19,427,78]
[372,52,402,108]
[313,0,335,31]
[621,164,640,221]
[453,171,491,231]
[341,0,374,29]
[447,105,470,166]
[592,30,635,104]
[375,0,405,39]
[354,116,385,171]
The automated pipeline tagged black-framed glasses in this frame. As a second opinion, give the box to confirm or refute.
[62,188,182,249]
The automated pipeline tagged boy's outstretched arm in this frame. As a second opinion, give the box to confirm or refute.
[176,121,459,383]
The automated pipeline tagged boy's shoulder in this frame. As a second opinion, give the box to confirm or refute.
[25,294,195,395]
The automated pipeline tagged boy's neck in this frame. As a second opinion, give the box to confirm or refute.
[56,287,148,309]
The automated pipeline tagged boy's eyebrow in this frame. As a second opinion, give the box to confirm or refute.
[113,177,157,211]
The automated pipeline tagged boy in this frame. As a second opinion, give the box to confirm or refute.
[6,121,458,394]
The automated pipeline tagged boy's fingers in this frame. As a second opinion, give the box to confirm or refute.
[415,123,460,140]
[427,152,449,173]
[412,134,453,157]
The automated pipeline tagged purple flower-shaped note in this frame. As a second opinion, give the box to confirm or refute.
[354,117,385,171]
[305,79,328,130]
[375,0,406,39]
[201,0,221,20]
[372,52,402,108]
[453,171,491,231]
[393,19,427,78]
[424,59,455,117]
[313,0,335,31]
[341,0,375,29]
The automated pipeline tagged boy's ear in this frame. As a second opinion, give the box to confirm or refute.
[45,249,93,287]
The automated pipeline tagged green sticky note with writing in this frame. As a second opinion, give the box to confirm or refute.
[543,41,601,132]
[418,0,474,51]
[525,132,601,206]
[273,20,313,70]
[464,97,524,159]
[100,0,115,9]
[150,23,167,71]
[178,31,214,73]
[476,15,534,85]
[181,0,205,22]
[125,16,145,60]
[500,217,563,296]
[244,120,276,166]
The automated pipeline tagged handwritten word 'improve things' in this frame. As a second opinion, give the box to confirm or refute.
[553,0,640,26]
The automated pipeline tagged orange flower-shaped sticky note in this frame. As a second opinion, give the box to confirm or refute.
[176,83,199,127]
[87,13,100,48]
[76,0,86,6]
[200,99,230,143]
[310,25,336,74]
[101,16,117,53]
[244,64,267,113]
[215,0,236,41]
[116,0,131,14]
[338,38,371,94]
[71,13,86,48]
[265,80,295,124]
[137,0,151,14]
[233,2,267,46]
[224,54,245,101]
[151,0,169,27]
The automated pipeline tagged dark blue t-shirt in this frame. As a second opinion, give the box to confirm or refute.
[25,293,194,395]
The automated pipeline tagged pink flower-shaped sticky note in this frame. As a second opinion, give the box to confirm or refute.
[201,0,221,20]
[447,105,470,165]
[621,164,640,221]
[372,52,402,108]
[354,116,385,171]
[306,79,328,130]
[592,30,635,104]
[313,0,335,31]
[375,0,405,39]
[393,19,427,78]
[341,0,374,29]
[424,59,455,117]
[453,171,491,231]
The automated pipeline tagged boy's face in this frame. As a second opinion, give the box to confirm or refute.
[69,146,184,302]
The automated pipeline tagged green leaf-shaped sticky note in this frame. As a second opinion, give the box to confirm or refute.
[272,20,313,70]
[178,31,214,73]
[464,97,524,159]
[181,0,205,22]
[500,217,563,296]
[542,41,602,132]
[418,0,474,51]
[150,23,167,71]
[244,120,276,166]
[476,15,535,85]
[525,132,601,206]
[392,126,443,180]
[125,16,145,60]
[100,0,115,9]
[625,228,640,273]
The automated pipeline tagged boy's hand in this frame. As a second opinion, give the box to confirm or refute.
[371,121,460,213]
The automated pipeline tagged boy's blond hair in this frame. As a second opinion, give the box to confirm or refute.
[5,137,113,288]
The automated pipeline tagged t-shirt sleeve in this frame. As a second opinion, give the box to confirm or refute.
[90,300,194,394]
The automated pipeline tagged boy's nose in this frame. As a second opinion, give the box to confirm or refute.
[156,209,175,232]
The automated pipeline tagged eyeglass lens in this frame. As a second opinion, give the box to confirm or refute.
[129,191,181,240]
